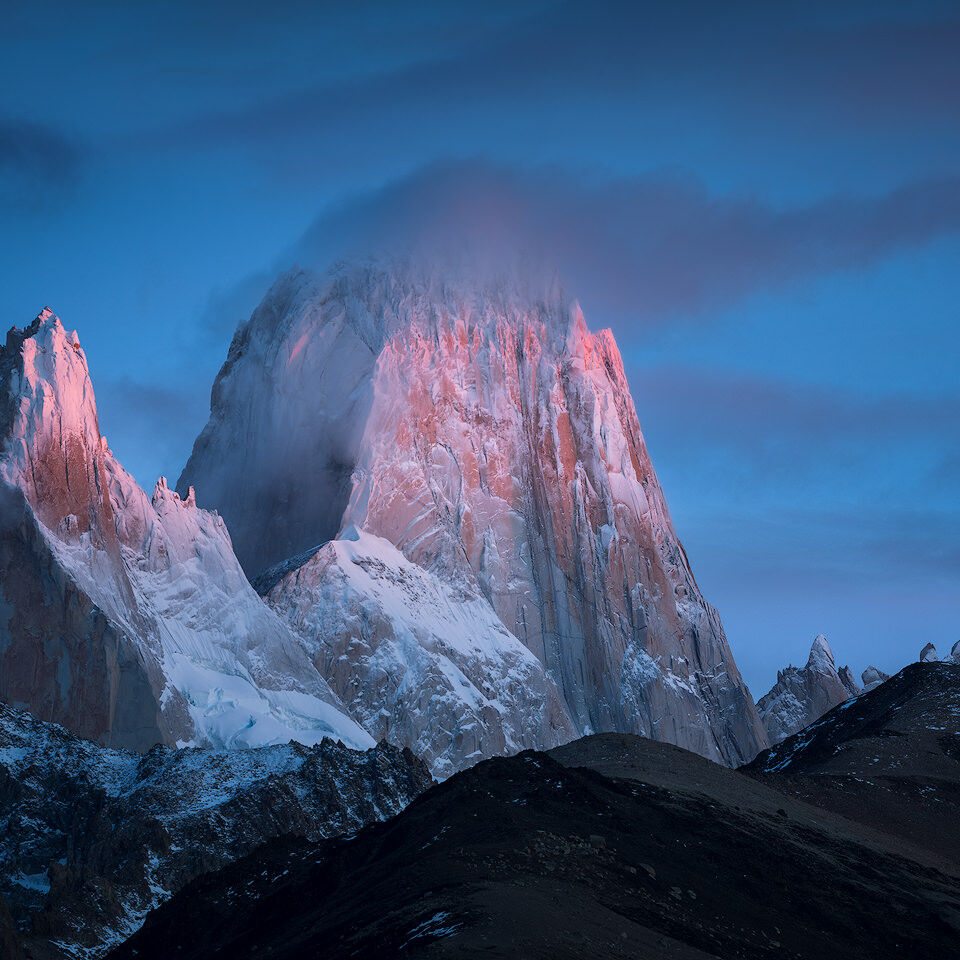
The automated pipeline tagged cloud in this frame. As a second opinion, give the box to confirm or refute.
[156,1,960,154]
[290,160,960,322]
[627,364,960,514]
[0,115,82,210]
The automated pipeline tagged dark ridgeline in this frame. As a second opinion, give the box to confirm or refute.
[108,663,960,960]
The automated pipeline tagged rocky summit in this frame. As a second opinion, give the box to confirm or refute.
[0,310,370,754]
[756,634,860,743]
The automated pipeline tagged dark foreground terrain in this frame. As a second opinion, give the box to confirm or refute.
[747,660,960,862]
[0,704,431,960]
[111,665,960,960]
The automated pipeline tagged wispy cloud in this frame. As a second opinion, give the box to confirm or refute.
[0,115,82,211]
[290,160,960,322]
[154,1,960,155]
[97,376,209,488]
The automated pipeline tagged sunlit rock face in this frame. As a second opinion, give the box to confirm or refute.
[0,310,370,753]
[182,262,768,768]
[757,635,861,744]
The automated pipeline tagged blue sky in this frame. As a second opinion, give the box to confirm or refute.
[2,0,957,696]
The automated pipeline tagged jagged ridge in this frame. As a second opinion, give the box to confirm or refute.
[0,310,370,752]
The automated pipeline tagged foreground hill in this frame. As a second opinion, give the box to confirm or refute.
[110,664,960,960]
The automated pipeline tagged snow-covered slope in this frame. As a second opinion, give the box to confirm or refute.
[757,635,860,744]
[262,526,575,777]
[181,262,768,767]
[0,700,431,960]
[0,309,370,752]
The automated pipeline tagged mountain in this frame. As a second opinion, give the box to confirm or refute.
[746,660,960,863]
[180,262,767,768]
[861,664,890,692]
[756,634,860,743]
[259,526,575,779]
[0,699,431,959]
[0,309,369,752]
[109,726,960,960]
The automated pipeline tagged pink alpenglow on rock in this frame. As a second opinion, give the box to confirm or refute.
[0,309,371,753]
[182,262,769,770]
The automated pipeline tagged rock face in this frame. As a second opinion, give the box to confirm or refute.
[861,665,890,693]
[0,309,370,752]
[919,643,939,663]
[0,700,431,960]
[261,527,575,779]
[952,641,960,664]
[180,263,768,767]
[757,635,860,744]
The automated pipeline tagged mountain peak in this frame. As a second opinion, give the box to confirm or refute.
[759,634,859,743]
[0,309,372,754]
[862,665,890,692]
[180,262,768,768]
[807,634,837,671]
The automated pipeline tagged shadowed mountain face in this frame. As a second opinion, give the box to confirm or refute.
[109,665,960,960]
[756,634,860,743]
[0,701,432,960]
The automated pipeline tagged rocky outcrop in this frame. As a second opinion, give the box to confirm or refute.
[952,641,960,664]
[920,643,939,663]
[0,310,370,752]
[262,527,575,778]
[757,635,860,744]
[861,665,890,693]
[0,699,432,959]
[180,262,768,767]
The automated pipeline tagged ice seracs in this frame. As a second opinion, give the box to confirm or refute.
[757,634,860,744]
[0,309,370,752]
[181,260,768,769]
